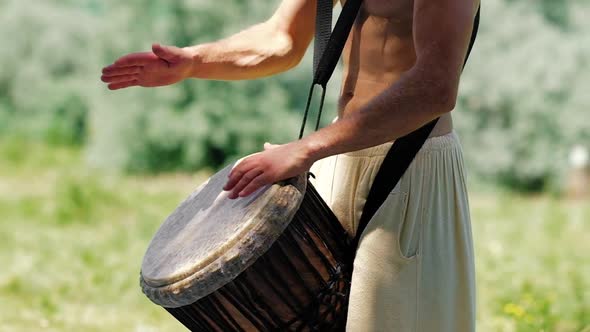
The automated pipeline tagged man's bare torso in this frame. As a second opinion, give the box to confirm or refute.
[339,0,453,137]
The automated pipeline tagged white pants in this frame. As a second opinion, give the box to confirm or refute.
[310,131,476,332]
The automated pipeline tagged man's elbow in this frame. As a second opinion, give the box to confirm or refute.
[272,31,306,71]
[283,48,306,70]
[283,36,309,70]
[427,81,458,114]
[438,85,458,113]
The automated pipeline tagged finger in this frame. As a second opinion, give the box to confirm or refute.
[228,168,263,199]
[102,66,141,77]
[101,74,139,84]
[224,166,246,191]
[263,142,279,150]
[238,175,270,197]
[152,43,181,63]
[108,80,139,90]
[225,157,255,188]
[228,169,264,199]
[114,52,159,67]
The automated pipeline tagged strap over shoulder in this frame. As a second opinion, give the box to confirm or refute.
[300,0,362,139]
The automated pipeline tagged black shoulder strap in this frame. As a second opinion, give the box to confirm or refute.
[353,5,481,246]
[313,0,333,80]
[299,0,362,140]
[313,0,362,87]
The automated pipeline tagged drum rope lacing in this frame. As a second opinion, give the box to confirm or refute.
[163,183,352,331]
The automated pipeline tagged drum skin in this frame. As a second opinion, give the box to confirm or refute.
[141,162,353,331]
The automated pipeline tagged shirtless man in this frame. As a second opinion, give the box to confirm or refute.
[102,0,479,330]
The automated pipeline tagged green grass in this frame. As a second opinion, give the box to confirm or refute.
[1,139,589,331]
[473,192,590,331]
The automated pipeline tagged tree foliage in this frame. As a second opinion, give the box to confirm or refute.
[0,0,588,191]
[456,0,590,190]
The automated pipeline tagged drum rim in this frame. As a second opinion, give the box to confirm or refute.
[140,173,307,308]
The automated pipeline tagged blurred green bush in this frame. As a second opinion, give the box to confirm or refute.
[455,0,590,191]
[0,0,588,191]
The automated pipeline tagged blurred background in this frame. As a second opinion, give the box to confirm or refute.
[0,0,588,331]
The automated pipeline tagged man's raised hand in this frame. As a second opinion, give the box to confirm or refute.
[101,43,194,90]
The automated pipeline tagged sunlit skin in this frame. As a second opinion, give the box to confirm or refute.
[102,0,479,199]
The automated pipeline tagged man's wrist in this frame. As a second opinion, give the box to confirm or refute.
[182,45,207,79]
[299,137,327,164]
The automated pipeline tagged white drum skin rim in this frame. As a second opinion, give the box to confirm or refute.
[140,164,307,308]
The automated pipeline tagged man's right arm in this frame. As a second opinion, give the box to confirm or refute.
[101,0,317,90]
[186,0,317,80]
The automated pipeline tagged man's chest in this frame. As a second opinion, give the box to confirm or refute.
[341,0,414,20]
[339,0,415,40]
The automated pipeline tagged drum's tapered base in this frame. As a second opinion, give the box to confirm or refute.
[165,184,353,331]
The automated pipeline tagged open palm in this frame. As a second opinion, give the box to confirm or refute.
[101,43,193,90]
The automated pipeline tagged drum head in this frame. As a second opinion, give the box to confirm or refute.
[140,160,307,307]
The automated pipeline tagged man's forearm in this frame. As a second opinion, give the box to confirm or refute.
[184,22,304,81]
[300,67,457,161]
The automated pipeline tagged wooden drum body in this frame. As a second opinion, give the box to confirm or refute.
[140,163,352,331]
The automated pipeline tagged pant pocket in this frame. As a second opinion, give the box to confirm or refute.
[395,191,422,260]
[360,190,419,262]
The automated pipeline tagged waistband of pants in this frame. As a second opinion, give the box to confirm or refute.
[343,131,461,158]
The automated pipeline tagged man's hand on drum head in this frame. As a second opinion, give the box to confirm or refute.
[101,43,194,90]
[224,141,314,199]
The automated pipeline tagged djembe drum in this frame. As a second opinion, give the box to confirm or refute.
[140,162,353,331]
